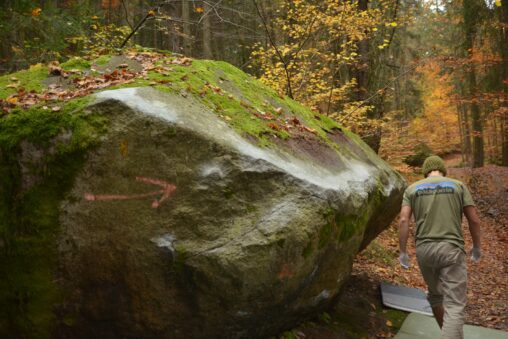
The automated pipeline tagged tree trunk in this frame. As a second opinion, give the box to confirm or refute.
[500,3,508,166]
[459,104,472,166]
[469,69,484,167]
[355,0,369,102]
[202,1,213,59]
[463,0,483,167]
[182,0,192,56]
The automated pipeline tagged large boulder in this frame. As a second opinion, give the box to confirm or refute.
[0,56,405,339]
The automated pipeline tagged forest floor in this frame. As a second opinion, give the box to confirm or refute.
[281,164,508,338]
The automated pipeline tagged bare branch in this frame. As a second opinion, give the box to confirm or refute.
[120,0,133,29]
[252,0,294,99]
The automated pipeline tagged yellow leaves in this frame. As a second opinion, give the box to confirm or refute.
[250,0,394,118]
[386,320,393,327]
[119,140,129,157]
[11,46,22,54]
[29,63,43,71]
[495,0,502,6]
[91,15,99,20]
[147,10,156,17]
[6,97,18,105]
[194,6,204,13]
[31,7,42,17]
[281,47,292,56]
[90,24,98,30]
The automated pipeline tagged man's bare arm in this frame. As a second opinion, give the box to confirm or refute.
[464,205,481,250]
[398,205,412,253]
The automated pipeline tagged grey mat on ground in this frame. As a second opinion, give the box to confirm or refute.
[381,282,433,316]
[394,313,508,339]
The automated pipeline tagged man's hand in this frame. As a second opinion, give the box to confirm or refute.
[464,206,481,263]
[399,252,411,269]
[470,247,481,263]
[398,205,412,270]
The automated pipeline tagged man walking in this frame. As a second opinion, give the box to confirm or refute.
[398,155,482,339]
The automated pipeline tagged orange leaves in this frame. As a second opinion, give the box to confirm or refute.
[31,7,42,17]
[101,0,120,10]
[267,122,281,131]
[6,96,18,105]
[2,88,44,113]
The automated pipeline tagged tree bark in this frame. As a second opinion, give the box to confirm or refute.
[182,0,192,56]
[463,0,483,167]
[468,69,484,167]
[500,3,508,166]
[202,1,213,59]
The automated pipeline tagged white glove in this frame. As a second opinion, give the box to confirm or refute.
[399,252,411,269]
[470,247,481,263]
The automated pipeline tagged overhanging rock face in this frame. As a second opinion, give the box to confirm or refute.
[54,87,405,338]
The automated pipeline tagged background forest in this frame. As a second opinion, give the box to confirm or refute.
[0,0,507,168]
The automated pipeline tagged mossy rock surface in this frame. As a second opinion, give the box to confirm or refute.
[0,52,406,338]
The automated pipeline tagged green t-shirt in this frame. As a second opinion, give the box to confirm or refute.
[402,176,475,251]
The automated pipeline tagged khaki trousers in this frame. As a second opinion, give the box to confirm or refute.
[416,241,467,339]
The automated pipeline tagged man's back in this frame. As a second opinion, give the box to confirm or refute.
[403,176,475,252]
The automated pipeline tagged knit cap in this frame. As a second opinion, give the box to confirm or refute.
[422,155,447,177]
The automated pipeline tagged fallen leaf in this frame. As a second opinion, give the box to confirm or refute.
[48,61,63,76]
[268,122,280,131]
[6,97,18,104]
[119,140,128,156]
[31,7,42,17]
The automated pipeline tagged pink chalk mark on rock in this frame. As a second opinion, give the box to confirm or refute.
[84,176,177,209]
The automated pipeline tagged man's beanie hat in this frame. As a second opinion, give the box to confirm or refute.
[422,155,447,177]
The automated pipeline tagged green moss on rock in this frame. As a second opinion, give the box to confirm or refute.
[0,98,109,338]
[61,57,91,71]
[2,51,353,152]
[0,64,49,100]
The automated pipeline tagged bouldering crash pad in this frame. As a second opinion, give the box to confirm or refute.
[394,313,508,339]
[381,282,433,316]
